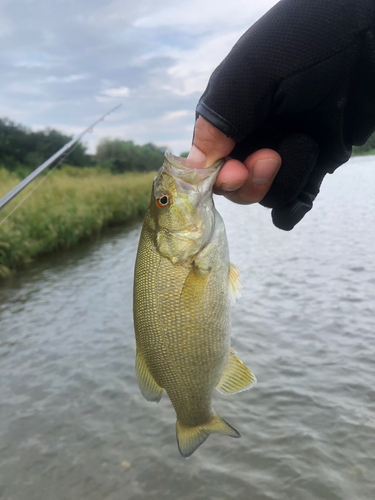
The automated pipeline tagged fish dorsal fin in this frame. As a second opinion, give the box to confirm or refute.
[216,349,257,395]
[228,263,242,302]
[176,413,240,458]
[136,350,164,402]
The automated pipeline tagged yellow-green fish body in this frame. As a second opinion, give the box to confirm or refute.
[133,152,256,457]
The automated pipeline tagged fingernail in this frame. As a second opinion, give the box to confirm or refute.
[252,159,280,185]
[186,145,206,169]
[217,180,242,192]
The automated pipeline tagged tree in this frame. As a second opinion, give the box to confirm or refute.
[0,118,91,175]
[352,132,375,155]
[96,138,165,172]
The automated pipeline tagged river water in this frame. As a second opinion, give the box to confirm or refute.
[0,155,374,500]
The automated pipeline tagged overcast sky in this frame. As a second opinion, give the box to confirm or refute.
[0,0,278,154]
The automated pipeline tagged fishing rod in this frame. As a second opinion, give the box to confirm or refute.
[0,104,122,212]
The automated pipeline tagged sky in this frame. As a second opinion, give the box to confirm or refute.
[0,0,279,155]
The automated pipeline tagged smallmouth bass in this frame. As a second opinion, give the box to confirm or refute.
[133,151,256,458]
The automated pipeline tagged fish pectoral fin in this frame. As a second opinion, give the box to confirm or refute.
[176,414,240,458]
[215,349,257,395]
[136,350,163,403]
[228,263,242,302]
[180,265,210,305]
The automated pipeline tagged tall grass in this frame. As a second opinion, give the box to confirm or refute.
[0,166,154,277]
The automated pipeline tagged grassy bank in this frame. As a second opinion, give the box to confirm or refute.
[0,167,154,277]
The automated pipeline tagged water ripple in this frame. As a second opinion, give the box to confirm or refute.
[0,159,374,499]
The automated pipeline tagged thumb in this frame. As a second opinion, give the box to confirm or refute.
[187,116,235,169]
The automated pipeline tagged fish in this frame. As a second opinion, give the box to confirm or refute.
[133,151,256,458]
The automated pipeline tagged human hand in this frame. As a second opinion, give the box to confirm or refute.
[192,0,375,230]
[187,116,281,205]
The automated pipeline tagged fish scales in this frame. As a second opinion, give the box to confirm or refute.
[135,220,229,422]
[133,151,256,457]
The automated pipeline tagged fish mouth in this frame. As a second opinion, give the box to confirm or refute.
[164,151,224,185]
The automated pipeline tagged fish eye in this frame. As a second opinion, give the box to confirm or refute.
[156,194,170,208]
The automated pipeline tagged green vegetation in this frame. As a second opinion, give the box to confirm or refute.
[0,117,168,176]
[352,132,375,156]
[0,117,169,278]
[0,167,154,277]
[1,111,370,279]
[0,118,91,177]
[96,138,165,173]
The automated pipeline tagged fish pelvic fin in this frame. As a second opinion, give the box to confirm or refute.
[228,263,242,302]
[216,349,257,395]
[176,414,240,458]
[136,350,163,403]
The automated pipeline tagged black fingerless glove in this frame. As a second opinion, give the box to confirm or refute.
[196,0,375,230]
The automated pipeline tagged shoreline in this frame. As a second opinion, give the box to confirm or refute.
[0,167,154,279]
[1,149,374,280]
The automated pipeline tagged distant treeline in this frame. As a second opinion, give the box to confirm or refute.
[0,118,90,177]
[352,132,375,156]
[0,118,166,177]
[1,117,374,178]
[96,138,165,173]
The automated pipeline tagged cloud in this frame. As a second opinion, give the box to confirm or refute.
[134,0,277,32]
[37,74,89,84]
[158,31,246,96]
[0,0,279,155]
[6,83,42,95]
[162,110,193,120]
[101,87,130,97]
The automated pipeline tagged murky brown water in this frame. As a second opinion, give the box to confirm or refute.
[1,156,374,500]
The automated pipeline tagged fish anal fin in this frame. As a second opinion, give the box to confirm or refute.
[228,263,242,302]
[216,350,257,395]
[176,414,240,458]
[136,350,163,402]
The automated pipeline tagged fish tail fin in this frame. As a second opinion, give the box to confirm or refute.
[176,414,240,458]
